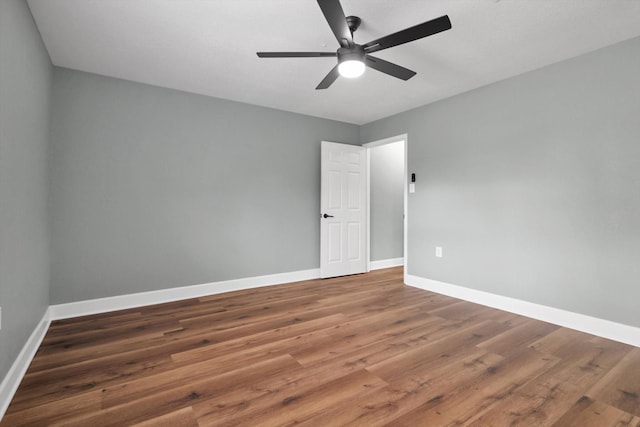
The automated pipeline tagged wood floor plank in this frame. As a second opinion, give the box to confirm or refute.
[467,340,633,426]
[531,337,632,391]
[7,350,172,413]
[476,318,561,357]
[169,313,348,364]
[2,266,639,426]
[290,305,441,366]
[200,369,388,427]
[465,375,583,427]
[43,311,145,338]
[16,311,305,403]
[0,390,103,426]
[176,293,321,329]
[528,326,599,356]
[391,347,560,426]
[99,325,328,409]
[587,347,640,416]
[551,395,640,427]
[366,319,510,381]
[38,315,181,353]
[191,351,382,424]
[56,355,300,426]
[130,406,199,427]
[298,349,504,426]
[26,330,168,373]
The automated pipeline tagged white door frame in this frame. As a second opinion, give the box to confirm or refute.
[363,134,408,280]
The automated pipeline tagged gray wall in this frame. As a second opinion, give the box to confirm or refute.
[50,68,360,304]
[361,36,640,328]
[0,0,52,380]
[369,141,404,261]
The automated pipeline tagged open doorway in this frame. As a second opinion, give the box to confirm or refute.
[364,135,407,274]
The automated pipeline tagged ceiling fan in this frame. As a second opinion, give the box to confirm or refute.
[257,0,451,90]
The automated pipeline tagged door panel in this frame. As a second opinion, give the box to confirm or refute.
[320,141,367,278]
[347,222,361,261]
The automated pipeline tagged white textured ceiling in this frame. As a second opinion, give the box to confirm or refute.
[28,0,640,125]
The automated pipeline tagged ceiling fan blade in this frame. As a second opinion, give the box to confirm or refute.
[365,56,416,81]
[316,65,340,90]
[317,0,353,48]
[362,15,451,54]
[257,52,337,58]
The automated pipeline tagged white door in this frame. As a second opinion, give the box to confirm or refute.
[320,141,368,278]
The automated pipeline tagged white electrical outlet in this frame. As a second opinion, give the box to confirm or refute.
[435,246,443,258]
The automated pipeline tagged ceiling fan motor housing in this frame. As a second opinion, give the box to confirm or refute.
[337,45,365,64]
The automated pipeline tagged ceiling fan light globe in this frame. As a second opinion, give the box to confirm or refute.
[338,60,365,78]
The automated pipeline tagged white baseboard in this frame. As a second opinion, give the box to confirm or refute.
[49,268,320,320]
[370,258,404,271]
[0,309,51,420]
[405,274,640,348]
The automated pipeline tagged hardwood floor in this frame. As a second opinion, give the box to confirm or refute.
[2,267,639,426]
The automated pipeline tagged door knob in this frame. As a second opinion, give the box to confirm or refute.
[323,213,334,218]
